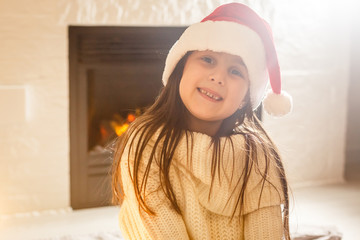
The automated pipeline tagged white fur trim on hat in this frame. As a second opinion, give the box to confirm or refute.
[263,89,293,117]
[162,21,268,111]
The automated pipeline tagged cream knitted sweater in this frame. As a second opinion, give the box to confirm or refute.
[118,130,285,240]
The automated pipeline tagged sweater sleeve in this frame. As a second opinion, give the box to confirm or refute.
[242,140,285,239]
[242,143,284,215]
[244,205,283,239]
[118,133,190,240]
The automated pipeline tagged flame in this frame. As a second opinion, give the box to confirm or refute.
[100,125,109,140]
[127,113,135,122]
[114,123,129,136]
[110,110,141,137]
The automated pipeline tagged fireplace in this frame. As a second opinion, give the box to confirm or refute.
[69,26,186,209]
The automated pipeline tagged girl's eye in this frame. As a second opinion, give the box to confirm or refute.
[230,68,244,78]
[201,56,214,64]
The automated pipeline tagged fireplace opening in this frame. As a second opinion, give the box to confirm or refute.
[87,62,159,155]
[69,26,186,209]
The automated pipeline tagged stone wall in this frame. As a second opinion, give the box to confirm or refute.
[0,0,352,214]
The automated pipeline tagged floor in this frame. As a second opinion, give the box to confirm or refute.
[1,181,359,240]
[288,180,360,239]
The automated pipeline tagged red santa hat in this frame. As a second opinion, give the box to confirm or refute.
[162,2,292,117]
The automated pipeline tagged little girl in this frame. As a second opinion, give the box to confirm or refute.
[112,2,292,240]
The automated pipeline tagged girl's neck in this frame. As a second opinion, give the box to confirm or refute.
[186,113,222,137]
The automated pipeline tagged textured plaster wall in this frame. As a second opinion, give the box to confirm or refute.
[0,0,352,214]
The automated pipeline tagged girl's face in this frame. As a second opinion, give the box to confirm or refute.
[179,50,249,134]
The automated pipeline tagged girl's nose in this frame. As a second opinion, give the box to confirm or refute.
[210,77,224,85]
[210,75,225,86]
[209,65,227,86]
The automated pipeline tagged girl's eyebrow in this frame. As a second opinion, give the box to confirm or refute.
[234,58,246,68]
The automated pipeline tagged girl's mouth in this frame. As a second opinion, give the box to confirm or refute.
[197,88,223,101]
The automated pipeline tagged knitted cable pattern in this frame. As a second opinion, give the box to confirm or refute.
[118,130,284,240]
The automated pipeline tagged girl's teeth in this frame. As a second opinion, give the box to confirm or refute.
[200,88,220,100]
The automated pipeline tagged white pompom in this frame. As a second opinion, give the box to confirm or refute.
[263,90,293,117]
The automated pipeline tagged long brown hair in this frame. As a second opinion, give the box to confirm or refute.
[112,51,291,239]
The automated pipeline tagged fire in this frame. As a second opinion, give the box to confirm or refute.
[110,109,141,137]
[127,113,136,122]
[113,123,129,136]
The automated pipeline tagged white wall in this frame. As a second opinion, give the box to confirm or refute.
[263,0,351,186]
[0,0,352,214]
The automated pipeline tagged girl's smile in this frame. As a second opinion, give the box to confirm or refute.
[179,50,250,135]
[197,87,223,102]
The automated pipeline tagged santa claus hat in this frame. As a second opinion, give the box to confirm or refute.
[162,2,292,117]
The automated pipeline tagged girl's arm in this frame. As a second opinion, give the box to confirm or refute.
[244,205,283,239]
[242,136,285,239]
[118,136,190,240]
